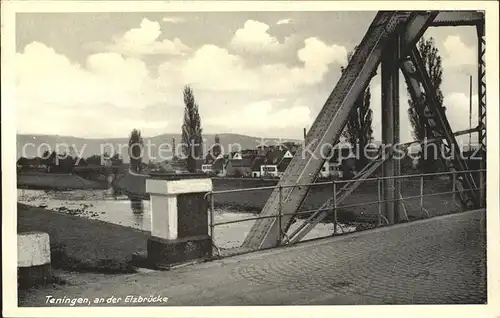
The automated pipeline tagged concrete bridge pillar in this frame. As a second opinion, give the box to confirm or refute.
[145,174,213,268]
[18,232,51,288]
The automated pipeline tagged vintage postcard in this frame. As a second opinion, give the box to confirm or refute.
[2,1,499,317]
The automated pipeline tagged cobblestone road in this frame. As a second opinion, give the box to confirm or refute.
[20,209,486,306]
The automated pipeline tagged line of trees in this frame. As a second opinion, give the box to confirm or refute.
[17,151,123,174]
[341,48,374,172]
[338,37,444,174]
[406,36,444,174]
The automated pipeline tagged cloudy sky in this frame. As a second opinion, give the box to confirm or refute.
[15,11,480,143]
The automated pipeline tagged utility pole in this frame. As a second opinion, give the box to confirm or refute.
[172,138,176,160]
[469,75,472,153]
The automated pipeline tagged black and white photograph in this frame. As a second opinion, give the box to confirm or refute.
[2,1,499,316]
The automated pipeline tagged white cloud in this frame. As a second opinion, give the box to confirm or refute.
[19,35,473,142]
[276,18,292,25]
[296,37,347,84]
[17,40,330,138]
[230,20,287,53]
[15,41,172,137]
[162,16,185,23]
[106,18,190,56]
[204,100,312,135]
[16,30,351,137]
[369,78,479,145]
[16,42,164,109]
[370,82,414,144]
[442,35,475,69]
[443,92,478,134]
[162,38,347,94]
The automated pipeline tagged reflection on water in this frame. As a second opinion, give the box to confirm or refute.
[133,211,144,229]
[130,198,145,229]
[17,188,355,249]
[130,198,144,214]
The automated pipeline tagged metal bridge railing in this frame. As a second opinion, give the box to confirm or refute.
[206,169,486,258]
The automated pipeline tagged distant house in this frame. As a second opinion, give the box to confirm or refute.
[202,152,223,175]
[256,144,282,154]
[318,144,356,179]
[229,152,243,160]
[169,158,189,174]
[194,159,205,172]
[241,149,258,157]
[212,157,227,177]
[16,157,47,171]
[321,157,343,179]
[282,150,294,159]
[277,157,292,177]
[319,161,332,178]
[280,141,301,153]
[260,164,278,177]
[17,157,49,172]
[265,149,285,165]
[201,163,213,174]
[257,150,279,178]
[251,156,266,177]
[258,149,292,178]
[226,158,252,177]
[256,145,268,156]
[205,152,223,164]
[152,161,176,173]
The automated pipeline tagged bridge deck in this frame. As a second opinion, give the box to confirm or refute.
[20,209,486,306]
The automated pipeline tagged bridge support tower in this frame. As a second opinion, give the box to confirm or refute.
[381,35,401,224]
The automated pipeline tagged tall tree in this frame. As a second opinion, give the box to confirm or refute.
[406,36,443,173]
[212,134,221,157]
[341,48,374,170]
[181,85,203,172]
[42,150,58,171]
[128,129,144,173]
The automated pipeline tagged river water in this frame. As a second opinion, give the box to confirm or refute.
[17,189,355,249]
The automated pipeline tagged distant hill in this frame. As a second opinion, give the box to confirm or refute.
[16,133,301,162]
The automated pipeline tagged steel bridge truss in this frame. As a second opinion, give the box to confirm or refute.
[242,11,486,250]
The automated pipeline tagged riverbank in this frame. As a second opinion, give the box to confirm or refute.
[17,203,148,274]
[17,172,108,191]
[18,169,459,223]
[114,172,457,222]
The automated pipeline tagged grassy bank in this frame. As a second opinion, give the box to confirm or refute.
[18,172,108,191]
[17,203,148,274]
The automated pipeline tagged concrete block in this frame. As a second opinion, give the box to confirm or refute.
[177,192,209,237]
[150,193,178,240]
[147,177,212,240]
[146,176,213,267]
[147,235,212,268]
[18,231,52,288]
[146,178,212,196]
